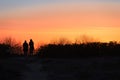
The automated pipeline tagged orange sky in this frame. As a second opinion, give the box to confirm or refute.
[0,1,120,47]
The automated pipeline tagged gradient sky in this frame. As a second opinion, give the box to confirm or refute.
[0,0,120,47]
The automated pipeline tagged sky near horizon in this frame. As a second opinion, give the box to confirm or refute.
[0,0,120,46]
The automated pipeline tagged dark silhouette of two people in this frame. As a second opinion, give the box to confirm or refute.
[23,39,34,56]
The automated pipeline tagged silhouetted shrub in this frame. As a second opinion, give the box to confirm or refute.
[37,42,120,58]
[0,44,11,57]
[0,38,22,57]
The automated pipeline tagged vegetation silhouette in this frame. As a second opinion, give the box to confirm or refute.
[0,38,22,57]
[37,41,120,58]
[0,44,11,57]
[1,37,120,58]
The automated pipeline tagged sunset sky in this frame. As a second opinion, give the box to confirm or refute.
[0,0,120,46]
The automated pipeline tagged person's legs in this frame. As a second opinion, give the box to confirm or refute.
[24,51,28,56]
[30,50,33,56]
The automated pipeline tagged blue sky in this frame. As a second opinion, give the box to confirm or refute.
[0,0,120,11]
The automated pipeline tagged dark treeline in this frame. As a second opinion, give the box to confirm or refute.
[37,41,120,58]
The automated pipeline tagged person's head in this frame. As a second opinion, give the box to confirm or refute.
[30,39,33,42]
[24,40,27,43]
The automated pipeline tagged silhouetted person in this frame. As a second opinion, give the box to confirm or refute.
[23,40,28,56]
[29,39,34,56]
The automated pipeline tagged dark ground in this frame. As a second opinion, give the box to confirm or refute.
[0,56,120,80]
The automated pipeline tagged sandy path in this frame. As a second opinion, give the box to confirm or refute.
[21,57,48,80]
